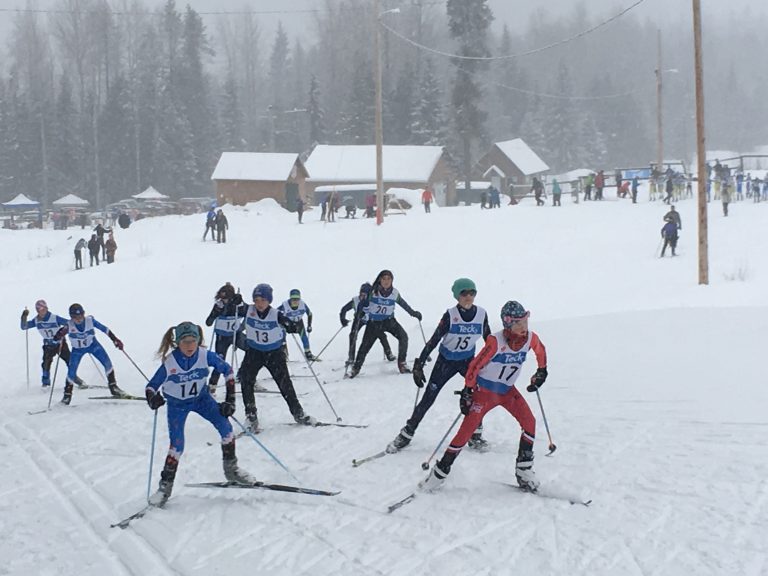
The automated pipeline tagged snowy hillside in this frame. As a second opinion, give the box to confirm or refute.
[1,197,767,576]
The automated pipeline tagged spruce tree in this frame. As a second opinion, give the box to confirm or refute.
[307,74,326,145]
[411,58,445,146]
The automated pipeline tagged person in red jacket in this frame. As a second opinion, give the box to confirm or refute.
[419,300,548,493]
[595,170,605,200]
[421,186,433,213]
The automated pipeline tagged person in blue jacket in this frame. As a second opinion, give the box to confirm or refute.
[144,322,255,507]
[660,219,679,257]
[53,303,127,404]
[20,299,84,388]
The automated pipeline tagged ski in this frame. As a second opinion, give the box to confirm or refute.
[387,492,417,513]
[186,481,339,497]
[504,483,592,507]
[284,421,368,429]
[88,395,145,401]
[27,404,76,415]
[206,430,254,447]
[111,504,160,529]
[352,450,388,467]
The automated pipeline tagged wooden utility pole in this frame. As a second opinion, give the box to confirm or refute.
[692,0,708,285]
[656,29,663,176]
[374,0,384,226]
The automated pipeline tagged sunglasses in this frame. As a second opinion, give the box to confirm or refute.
[460,290,477,297]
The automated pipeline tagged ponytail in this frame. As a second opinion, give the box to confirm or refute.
[156,327,176,360]
[196,324,206,348]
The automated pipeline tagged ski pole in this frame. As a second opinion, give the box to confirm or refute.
[309,324,345,365]
[45,340,64,411]
[231,416,301,483]
[88,353,106,380]
[418,321,432,362]
[146,408,158,503]
[535,389,557,456]
[24,308,29,389]
[290,333,342,422]
[421,411,462,471]
[122,349,151,382]
[413,387,421,411]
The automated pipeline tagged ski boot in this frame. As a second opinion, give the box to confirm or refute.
[305,350,317,361]
[107,373,127,398]
[222,442,257,485]
[397,361,411,374]
[419,461,450,493]
[386,426,414,453]
[468,432,490,453]
[60,381,74,405]
[293,410,318,426]
[74,377,88,389]
[385,351,396,362]
[346,364,361,379]
[515,449,540,492]
[244,411,260,434]
[149,456,178,507]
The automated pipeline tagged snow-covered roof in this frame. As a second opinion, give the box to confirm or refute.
[2,193,39,207]
[211,152,301,182]
[52,193,89,206]
[305,145,444,183]
[133,186,169,200]
[315,183,378,192]
[495,139,549,175]
[483,165,506,178]
[551,168,594,182]
[456,181,495,191]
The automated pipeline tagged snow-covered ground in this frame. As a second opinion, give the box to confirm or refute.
[1,194,767,576]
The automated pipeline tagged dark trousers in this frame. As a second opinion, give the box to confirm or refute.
[407,355,470,431]
[348,318,392,363]
[89,250,99,266]
[209,335,235,387]
[661,235,678,257]
[424,201,431,213]
[41,342,73,384]
[298,210,303,224]
[216,227,226,243]
[584,185,592,200]
[354,317,408,368]
[552,194,561,206]
[74,250,82,269]
[239,347,304,419]
[203,223,215,240]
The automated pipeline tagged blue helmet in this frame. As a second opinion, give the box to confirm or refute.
[252,283,273,303]
[359,282,372,295]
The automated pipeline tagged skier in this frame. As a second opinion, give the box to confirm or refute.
[203,207,216,241]
[87,234,100,266]
[387,278,491,454]
[215,209,228,243]
[277,289,316,360]
[347,270,422,378]
[21,300,85,389]
[53,303,127,404]
[205,283,244,394]
[238,283,317,431]
[420,301,548,493]
[144,321,255,506]
[339,283,394,368]
[660,218,679,257]
[74,238,86,270]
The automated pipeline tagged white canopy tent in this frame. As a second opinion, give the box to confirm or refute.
[2,193,40,208]
[132,186,169,200]
[52,194,89,207]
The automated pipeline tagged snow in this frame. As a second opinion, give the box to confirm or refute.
[2,195,767,575]
[2,193,39,207]
[211,152,302,182]
[305,145,444,183]
[495,138,550,175]
[132,186,169,200]
[53,194,90,207]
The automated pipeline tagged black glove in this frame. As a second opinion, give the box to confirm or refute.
[146,390,165,410]
[307,324,313,333]
[233,293,243,306]
[21,309,29,322]
[412,359,426,388]
[527,367,548,392]
[459,387,474,415]
[412,311,423,321]
[53,327,67,342]
[340,317,349,328]
[219,401,235,417]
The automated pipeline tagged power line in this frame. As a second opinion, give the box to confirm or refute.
[381,0,648,61]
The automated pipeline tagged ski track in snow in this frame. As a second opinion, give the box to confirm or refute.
[2,198,768,575]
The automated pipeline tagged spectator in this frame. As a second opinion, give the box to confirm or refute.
[532,177,545,206]
[551,178,561,207]
[480,190,488,209]
[631,176,640,204]
[78,213,88,229]
[490,186,501,208]
[94,223,111,258]
[595,170,605,200]
[296,197,305,224]
[74,238,86,270]
[343,196,357,219]
[203,207,216,241]
[117,212,131,229]
[365,193,376,218]
[721,180,731,216]
[422,186,433,213]
[664,176,674,204]
[215,209,228,243]
[584,173,594,201]
[87,234,100,267]
[105,232,117,264]
[663,206,682,230]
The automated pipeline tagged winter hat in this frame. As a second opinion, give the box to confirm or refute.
[68,303,85,317]
[252,283,273,303]
[35,299,48,312]
[174,322,200,342]
[451,278,477,299]
[289,289,301,299]
[359,282,372,295]
[501,301,529,329]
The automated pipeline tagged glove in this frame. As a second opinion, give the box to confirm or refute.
[233,293,243,306]
[527,367,548,392]
[214,298,225,310]
[54,327,67,342]
[219,401,235,417]
[146,390,165,410]
[459,387,474,415]
[21,309,29,321]
[307,325,313,333]
[340,318,349,328]
[113,338,124,350]
[412,359,426,388]
[412,311,423,321]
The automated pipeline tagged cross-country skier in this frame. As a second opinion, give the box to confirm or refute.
[20,300,85,389]
[348,270,422,378]
[145,322,255,506]
[387,279,491,453]
[53,303,127,404]
[277,289,316,360]
[238,284,316,431]
[339,282,394,368]
[420,301,548,493]
[205,283,245,394]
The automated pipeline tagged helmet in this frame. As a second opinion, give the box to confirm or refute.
[289,289,301,300]
[359,282,372,295]
[69,303,85,317]
[500,301,528,328]
[252,283,273,303]
[174,322,200,342]
[451,278,477,299]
